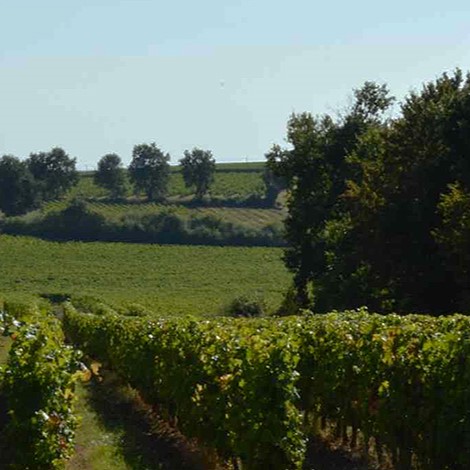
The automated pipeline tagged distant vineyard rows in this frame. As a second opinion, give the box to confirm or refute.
[39,201,285,230]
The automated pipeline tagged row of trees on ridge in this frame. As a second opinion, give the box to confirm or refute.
[96,145,216,201]
[0,148,78,215]
[0,146,220,216]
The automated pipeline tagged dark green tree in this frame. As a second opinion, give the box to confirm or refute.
[94,153,127,199]
[27,147,78,200]
[263,145,286,206]
[268,82,394,310]
[341,70,470,313]
[179,148,216,200]
[0,155,38,215]
[433,183,470,309]
[283,69,470,314]
[128,143,170,201]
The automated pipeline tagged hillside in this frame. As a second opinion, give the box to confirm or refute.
[2,161,288,247]
[69,161,267,201]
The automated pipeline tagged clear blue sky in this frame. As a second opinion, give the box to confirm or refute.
[1,1,469,169]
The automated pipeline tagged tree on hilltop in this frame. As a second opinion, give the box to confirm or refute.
[27,147,78,200]
[179,148,216,200]
[263,145,287,206]
[128,143,170,201]
[0,155,38,215]
[94,153,127,199]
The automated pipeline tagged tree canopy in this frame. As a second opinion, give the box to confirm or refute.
[27,147,78,200]
[179,148,216,200]
[268,81,394,309]
[0,155,38,215]
[128,143,170,201]
[271,70,470,314]
[94,153,126,199]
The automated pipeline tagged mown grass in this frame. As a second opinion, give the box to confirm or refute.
[0,235,289,316]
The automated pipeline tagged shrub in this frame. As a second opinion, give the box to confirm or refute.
[226,295,266,317]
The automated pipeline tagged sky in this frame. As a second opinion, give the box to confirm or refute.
[1,1,469,169]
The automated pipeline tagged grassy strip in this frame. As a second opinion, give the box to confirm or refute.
[66,381,135,470]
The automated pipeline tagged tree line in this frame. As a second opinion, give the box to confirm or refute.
[95,145,217,202]
[0,145,223,216]
[0,148,78,216]
[269,69,470,315]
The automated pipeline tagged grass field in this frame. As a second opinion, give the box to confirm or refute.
[0,235,290,316]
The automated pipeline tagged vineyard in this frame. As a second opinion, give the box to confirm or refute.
[1,161,286,248]
[37,201,285,231]
[1,155,469,468]
[0,235,289,315]
[2,296,470,469]
[69,162,266,201]
[2,11,469,469]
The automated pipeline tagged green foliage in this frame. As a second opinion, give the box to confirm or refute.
[94,153,127,199]
[27,147,79,201]
[272,70,470,314]
[351,81,395,120]
[275,285,303,316]
[15,198,108,241]
[296,311,470,469]
[0,155,39,216]
[337,70,470,313]
[0,301,79,468]
[171,167,266,201]
[226,295,266,317]
[263,145,287,206]
[433,183,470,309]
[268,80,394,308]
[179,148,216,199]
[51,198,107,236]
[128,143,170,201]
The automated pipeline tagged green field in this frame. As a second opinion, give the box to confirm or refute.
[0,235,289,315]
